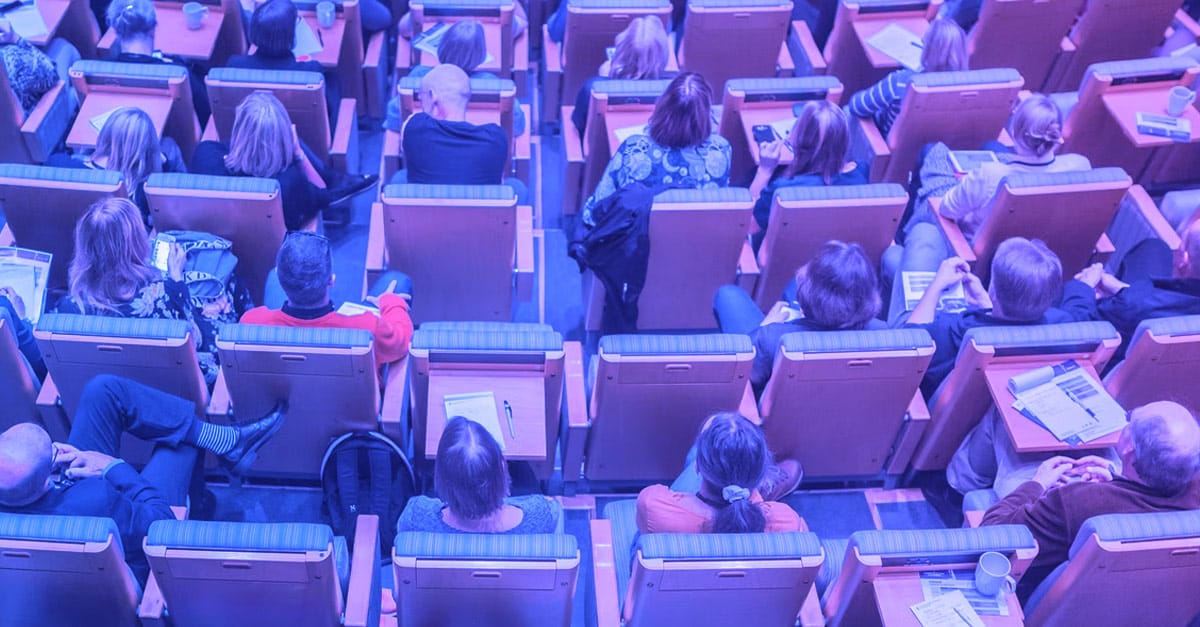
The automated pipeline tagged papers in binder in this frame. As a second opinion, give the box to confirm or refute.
[335,301,380,317]
[443,391,505,451]
[911,590,985,627]
[0,247,52,324]
[6,4,48,39]
[412,22,450,56]
[1009,360,1126,444]
[948,150,998,174]
[866,23,924,71]
[293,17,323,58]
[919,570,1009,616]
[901,271,967,313]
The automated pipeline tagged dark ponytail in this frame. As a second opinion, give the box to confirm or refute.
[697,413,770,534]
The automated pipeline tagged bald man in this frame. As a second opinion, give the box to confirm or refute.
[983,401,1200,596]
[396,63,510,186]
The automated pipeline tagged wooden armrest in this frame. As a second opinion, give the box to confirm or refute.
[367,202,386,273]
[1127,185,1183,250]
[21,81,65,132]
[513,104,532,182]
[1094,232,1116,256]
[543,24,562,73]
[931,199,976,262]
[1175,9,1200,39]
[736,238,760,294]
[380,355,410,441]
[739,382,761,424]
[560,341,588,483]
[20,82,72,163]
[200,120,219,143]
[885,391,932,475]
[330,98,360,174]
[381,130,402,185]
[363,30,389,119]
[514,204,534,300]
[776,39,795,76]
[344,514,381,627]
[542,26,563,123]
[787,20,826,75]
[137,571,168,625]
[206,369,232,418]
[799,587,824,627]
[853,117,890,183]
[34,374,69,441]
[590,519,623,627]
[964,510,985,528]
[0,223,13,247]
[170,505,188,520]
[562,105,584,215]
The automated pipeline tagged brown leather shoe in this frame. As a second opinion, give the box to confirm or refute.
[759,459,804,502]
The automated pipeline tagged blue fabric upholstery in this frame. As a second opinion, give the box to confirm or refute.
[1133,315,1200,344]
[218,324,373,348]
[417,0,512,9]
[1085,57,1198,85]
[849,525,1036,559]
[145,520,335,552]
[1002,166,1129,190]
[207,67,323,86]
[775,182,907,203]
[590,79,672,97]
[333,535,350,595]
[600,333,753,355]
[412,328,564,351]
[962,321,1119,355]
[602,499,640,608]
[392,532,578,559]
[36,313,191,340]
[1068,510,1200,559]
[383,183,516,201]
[0,512,121,546]
[397,76,516,95]
[850,0,932,7]
[0,163,122,186]
[25,84,75,162]
[816,537,849,601]
[725,76,842,97]
[653,188,753,204]
[911,68,1022,88]
[689,0,789,8]
[71,60,189,82]
[146,172,280,195]
[418,321,554,334]
[638,531,822,560]
[962,489,999,515]
[780,328,934,354]
[567,0,667,9]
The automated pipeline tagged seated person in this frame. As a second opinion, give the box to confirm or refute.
[241,231,414,369]
[571,16,671,137]
[106,0,210,125]
[0,375,285,581]
[0,290,41,379]
[636,412,805,534]
[846,17,966,138]
[0,18,58,114]
[903,237,1075,399]
[47,107,186,230]
[582,72,731,226]
[748,101,868,248]
[397,416,558,533]
[385,20,525,137]
[55,198,243,385]
[400,4,528,41]
[982,401,1200,600]
[713,240,884,396]
[1061,221,1200,360]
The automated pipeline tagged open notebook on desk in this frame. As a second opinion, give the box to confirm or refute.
[1008,360,1126,446]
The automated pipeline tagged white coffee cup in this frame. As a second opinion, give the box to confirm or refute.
[1168,86,1197,118]
[183,2,208,30]
[316,1,336,28]
[975,551,1017,597]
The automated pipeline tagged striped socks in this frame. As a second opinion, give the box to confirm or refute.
[191,422,239,455]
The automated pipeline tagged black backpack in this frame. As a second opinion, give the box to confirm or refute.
[320,431,416,556]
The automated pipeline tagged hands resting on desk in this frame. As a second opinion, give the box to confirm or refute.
[1032,455,1116,491]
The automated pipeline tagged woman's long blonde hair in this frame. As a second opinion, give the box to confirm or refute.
[93,107,161,204]
[68,197,159,312]
[609,16,669,80]
[223,91,294,178]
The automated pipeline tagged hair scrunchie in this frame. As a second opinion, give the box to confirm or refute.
[722,485,750,503]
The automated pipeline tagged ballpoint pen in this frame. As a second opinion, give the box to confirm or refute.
[503,400,515,438]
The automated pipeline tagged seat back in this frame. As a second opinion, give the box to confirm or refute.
[0,165,125,292]
[677,0,792,96]
[1105,315,1200,413]
[143,173,286,305]
[408,324,564,478]
[408,0,516,75]
[380,184,519,323]
[967,0,1084,92]
[581,78,671,199]
[759,329,933,479]
[753,183,906,309]
[910,321,1121,471]
[206,68,332,160]
[878,68,1023,184]
[823,525,1037,627]
[0,513,139,627]
[823,0,941,97]
[586,188,753,331]
[144,520,343,627]
[396,76,517,173]
[1025,510,1200,627]
[584,334,754,482]
[0,61,74,164]
[214,324,379,479]
[69,60,200,160]
[718,76,843,182]
[968,168,1131,285]
[393,532,579,627]
[0,317,39,431]
[560,0,671,104]
[1047,0,1184,91]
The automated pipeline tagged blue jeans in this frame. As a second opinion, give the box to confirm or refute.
[713,285,765,334]
[263,269,413,310]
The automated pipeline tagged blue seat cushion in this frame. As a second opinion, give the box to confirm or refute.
[781,328,934,354]
[412,328,563,351]
[392,531,577,559]
[599,333,752,355]
[219,324,373,348]
[36,313,191,340]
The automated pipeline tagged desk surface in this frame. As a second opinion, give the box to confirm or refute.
[852,16,930,70]
[873,572,1025,627]
[984,361,1122,454]
[426,371,548,461]
[98,2,224,61]
[67,92,171,149]
[1102,89,1200,149]
[602,109,654,157]
[28,0,70,47]
[298,12,346,69]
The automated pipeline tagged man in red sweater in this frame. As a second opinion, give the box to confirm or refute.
[241,232,414,367]
[982,400,1200,599]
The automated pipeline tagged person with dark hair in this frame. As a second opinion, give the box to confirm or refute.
[397,416,558,533]
[225,0,340,115]
[903,237,1075,399]
[581,72,731,226]
[0,375,285,581]
[240,231,414,369]
[982,401,1200,599]
[713,240,885,396]
[106,0,210,124]
[636,413,804,534]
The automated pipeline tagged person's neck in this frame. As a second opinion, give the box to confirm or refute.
[443,507,508,532]
[121,37,155,56]
[1012,148,1055,165]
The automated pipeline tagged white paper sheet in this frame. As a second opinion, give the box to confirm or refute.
[0,247,52,324]
[866,23,924,71]
[613,123,648,145]
[901,271,967,313]
[6,4,48,39]
[443,391,505,451]
[911,591,986,627]
[293,17,323,58]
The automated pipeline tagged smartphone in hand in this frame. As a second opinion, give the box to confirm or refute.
[151,233,175,272]
[752,124,776,144]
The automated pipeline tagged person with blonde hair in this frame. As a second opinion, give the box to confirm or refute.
[191,91,328,231]
[106,0,209,123]
[48,107,186,229]
[571,15,671,135]
[847,17,967,137]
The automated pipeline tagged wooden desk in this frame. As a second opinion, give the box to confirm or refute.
[983,362,1123,454]
[98,2,225,61]
[740,107,797,166]
[873,572,1024,627]
[425,372,548,461]
[602,109,654,156]
[412,21,510,73]
[299,12,346,69]
[851,17,930,71]
[26,0,70,47]
[66,92,171,149]
[1102,89,1200,148]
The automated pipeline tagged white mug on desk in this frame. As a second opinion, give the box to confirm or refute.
[975,551,1017,597]
[316,1,335,28]
[183,2,208,30]
[1168,86,1196,117]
